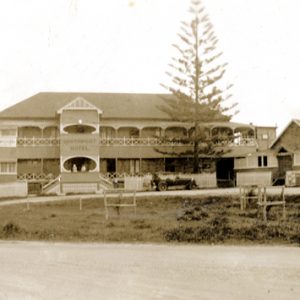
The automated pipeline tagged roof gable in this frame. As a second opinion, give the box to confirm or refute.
[270,119,300,151]
[57,96,102,114]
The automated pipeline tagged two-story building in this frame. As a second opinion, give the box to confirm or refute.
[0,92,278,194]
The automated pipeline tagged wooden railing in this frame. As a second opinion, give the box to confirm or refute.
[14,137,257,147]
[99,137,192,146]
[17,173,56,181]
[17,137,59,146]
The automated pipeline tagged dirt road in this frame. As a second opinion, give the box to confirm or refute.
[0,242,299,300]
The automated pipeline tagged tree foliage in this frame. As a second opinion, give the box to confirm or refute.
[160,0,238,173]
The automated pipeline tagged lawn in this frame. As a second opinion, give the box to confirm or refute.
[0,194,299,245]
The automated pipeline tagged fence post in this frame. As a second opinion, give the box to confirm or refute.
[104,190,108,220]
[133,191,137,216]
[26,197,30,211]
[239,187,243,210]
[79,197,82,211]
[282,186,286,220]
[263,187,267,222]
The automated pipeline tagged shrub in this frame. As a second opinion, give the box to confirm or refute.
[177,206,209,221]
[2,222,22,237]
[291,233,300,245]
[131,219,152,229]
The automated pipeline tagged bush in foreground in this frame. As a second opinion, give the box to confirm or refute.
[164,221,300,245]
[2,222,22,237]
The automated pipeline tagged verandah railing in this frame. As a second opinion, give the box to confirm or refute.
[17,137,60,146]
[17,173,57,181]
[15,137,257,147]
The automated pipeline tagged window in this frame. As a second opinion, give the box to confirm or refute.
[0,162,16,174]
[262,133,268,140]
[258,155,268,167]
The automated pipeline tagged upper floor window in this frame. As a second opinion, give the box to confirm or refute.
[262,133,269,140]
[258,155,268,167]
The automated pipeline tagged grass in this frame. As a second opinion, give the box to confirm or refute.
[0,194,299,245]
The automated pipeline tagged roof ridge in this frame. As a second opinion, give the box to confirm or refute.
[37,91,171,96]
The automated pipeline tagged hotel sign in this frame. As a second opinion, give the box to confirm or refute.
[60,134,99,156]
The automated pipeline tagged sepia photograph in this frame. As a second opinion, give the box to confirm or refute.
[0,0,299,299]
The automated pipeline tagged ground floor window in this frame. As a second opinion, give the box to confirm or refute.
[165,158,194,173]
[43,159,60,177]
[100,159,116,174]
[0,162,16,174]
[198,159,216,173]
[141,159,164,173]
[117,159,140,175]
[17,159,42,175]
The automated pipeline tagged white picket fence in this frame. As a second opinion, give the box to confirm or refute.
[0,181,28,198]
[124,175,152,191]
[236,171,272,187]
[192,173,217,188]
[124,173,217,191]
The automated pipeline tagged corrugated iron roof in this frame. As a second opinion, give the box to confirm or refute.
[0,92,173,120]
[0,92,275,131]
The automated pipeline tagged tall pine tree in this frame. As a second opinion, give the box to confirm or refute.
[160,0,237,173]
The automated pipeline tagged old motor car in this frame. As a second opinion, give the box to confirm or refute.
[152,173,198,191]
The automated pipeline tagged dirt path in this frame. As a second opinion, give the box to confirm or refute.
[0,242,299,300]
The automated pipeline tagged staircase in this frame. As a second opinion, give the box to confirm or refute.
[41,174,114,195]
[42,176,61,195]
[99,174,114,190]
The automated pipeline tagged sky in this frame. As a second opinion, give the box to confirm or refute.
[0,0,300,134]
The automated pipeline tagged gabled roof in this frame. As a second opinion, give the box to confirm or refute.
[57,96,103,114]
[0,92,173,120]
[270,119,300,149]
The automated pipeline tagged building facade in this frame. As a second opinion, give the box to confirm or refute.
[269,119,300,186]
[0,92,279,193]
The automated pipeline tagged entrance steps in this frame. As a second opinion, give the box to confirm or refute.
[99,174,114,189]
[42,174,114,195]
[42,176,61,195]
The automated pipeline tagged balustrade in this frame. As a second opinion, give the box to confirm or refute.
[99,137,193,146]
[17,137,60,146]
[17,173,55,181]
[14,136,257,147]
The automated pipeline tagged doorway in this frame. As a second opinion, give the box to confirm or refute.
[106,159,116,173]
[277,154,293,182]
[216,158,234,187]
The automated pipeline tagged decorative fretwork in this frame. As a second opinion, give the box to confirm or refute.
[17,173,56,181]
[215,137,257,147]
[99,137,193,146]
[57,97,102,114]
[15,137,257,147]
[17,137,60,146]
[99,137,257,147]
